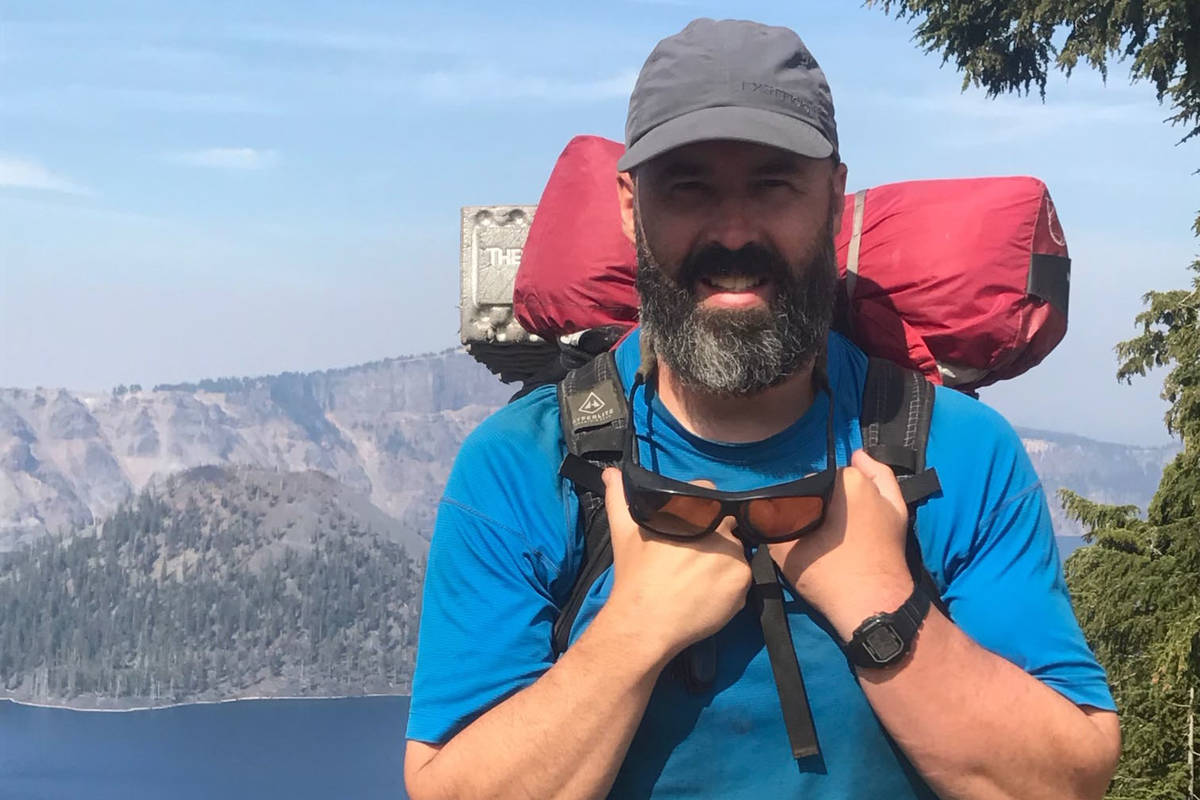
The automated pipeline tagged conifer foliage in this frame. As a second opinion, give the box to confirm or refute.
[0,470,424,707]
[870,3,1200,796]
[1060,264,1200,797]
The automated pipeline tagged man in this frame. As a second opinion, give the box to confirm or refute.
[405,18,1120,799]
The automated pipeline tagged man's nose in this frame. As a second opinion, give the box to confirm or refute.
[703,195,760,251]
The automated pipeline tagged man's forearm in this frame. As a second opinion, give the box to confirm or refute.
[404,606,669,800]
[854,610,1120,800]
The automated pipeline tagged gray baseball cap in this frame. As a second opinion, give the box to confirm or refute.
[617,19,838,172]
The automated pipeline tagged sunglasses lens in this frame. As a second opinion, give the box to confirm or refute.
[631,490,723,537]
[744,496,826,541]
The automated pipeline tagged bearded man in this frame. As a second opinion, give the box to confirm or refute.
[404,18,1120,799]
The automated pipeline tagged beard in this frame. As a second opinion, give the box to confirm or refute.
[635,214,837,398]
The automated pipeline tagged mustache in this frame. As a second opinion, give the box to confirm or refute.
[676,242,791,290]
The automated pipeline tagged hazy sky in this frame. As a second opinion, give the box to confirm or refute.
[1,1,1195,446]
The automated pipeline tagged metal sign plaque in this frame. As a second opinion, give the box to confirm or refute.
[460,205,539,345]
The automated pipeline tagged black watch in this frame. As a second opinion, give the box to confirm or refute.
[843,584,931,669]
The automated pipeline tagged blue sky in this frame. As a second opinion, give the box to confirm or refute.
[1,0,1195,446]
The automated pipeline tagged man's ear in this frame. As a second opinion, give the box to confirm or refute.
[829,160,849,233]
[617,171,636,245]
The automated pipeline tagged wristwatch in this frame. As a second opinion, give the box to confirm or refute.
[843,584,931,669]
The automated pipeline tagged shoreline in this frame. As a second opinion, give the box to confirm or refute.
[0,691,410,713]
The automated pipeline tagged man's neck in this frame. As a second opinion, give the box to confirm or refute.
[654,362,816,443]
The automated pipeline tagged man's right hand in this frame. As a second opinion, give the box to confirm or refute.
[406,471,744,800]
[599,468,752,662]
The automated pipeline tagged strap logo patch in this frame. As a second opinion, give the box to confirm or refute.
[567,378,623,432]
[577,392,607,415]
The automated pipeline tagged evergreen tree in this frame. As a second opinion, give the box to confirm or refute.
[1059,265,1200,797]
[869,3,1199,796]
[0,472,426,707]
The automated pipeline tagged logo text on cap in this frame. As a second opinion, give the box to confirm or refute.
[741,81,819,117]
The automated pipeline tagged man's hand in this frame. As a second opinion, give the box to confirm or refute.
[600,468,752,661]
[407,470,749,800]
[768,449,912,639]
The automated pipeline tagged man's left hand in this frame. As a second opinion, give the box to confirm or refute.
[768,449,914,640]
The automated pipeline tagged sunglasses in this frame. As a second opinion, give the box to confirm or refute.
[621,372,836,545]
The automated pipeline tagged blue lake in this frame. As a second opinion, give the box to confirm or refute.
[0,695,410,800]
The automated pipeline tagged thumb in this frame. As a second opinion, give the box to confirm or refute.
[602,467,640,537]
[850,449,907,518]
[686,480,743,552]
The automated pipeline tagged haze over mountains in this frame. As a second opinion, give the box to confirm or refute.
[0,349,1177,552]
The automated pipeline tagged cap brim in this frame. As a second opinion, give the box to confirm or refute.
[616,105,833,172]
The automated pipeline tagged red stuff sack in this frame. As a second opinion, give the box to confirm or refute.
[834,177,1069,391]
[514,136,1070,393]
[513,136,638,337]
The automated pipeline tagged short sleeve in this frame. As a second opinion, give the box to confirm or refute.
[405,501,560,743]
[405,390,578,743]
[923,389,1116,712]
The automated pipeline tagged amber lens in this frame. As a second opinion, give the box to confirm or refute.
[633,491,723,537]
[744,496,825,540]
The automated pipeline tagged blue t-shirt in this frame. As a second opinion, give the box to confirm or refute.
[407,329,1114,798]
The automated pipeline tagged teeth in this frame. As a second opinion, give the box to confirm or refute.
[707,275,763,291]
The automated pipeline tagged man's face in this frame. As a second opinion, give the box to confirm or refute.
[629,139,848,397]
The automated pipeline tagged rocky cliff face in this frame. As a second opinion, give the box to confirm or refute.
[0,351,512,551]
[1014,427,1178,554]
[0,350,1178,553]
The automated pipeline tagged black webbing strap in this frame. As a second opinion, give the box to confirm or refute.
[905,516,948,618]
[861,357,941,506]
[551,455,615,656]
[551,354,628,657]
[861,357,949,618]
[559,453,607,496]
[551,528,613,656]
[750,546,819,759]
[861,358,933,475]
[899,468,941,506]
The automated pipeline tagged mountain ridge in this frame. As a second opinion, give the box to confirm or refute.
[1,349,1179,552]
[0,349,512,551]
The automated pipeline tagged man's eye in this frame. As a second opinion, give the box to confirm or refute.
[757,179,793,190]
[672,181,709,193]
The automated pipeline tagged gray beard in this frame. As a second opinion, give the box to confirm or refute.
[635,226,837,398]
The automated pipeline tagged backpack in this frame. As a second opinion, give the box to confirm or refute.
[550,349,948,760]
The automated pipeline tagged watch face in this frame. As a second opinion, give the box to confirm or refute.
[863,623,905,664]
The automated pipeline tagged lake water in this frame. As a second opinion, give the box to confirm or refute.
[0,695,410,800]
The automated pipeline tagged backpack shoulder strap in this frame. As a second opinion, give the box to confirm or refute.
[860,357,941,504]
[557,349,627,456]
[551,351,626,657]
[860,357,948,616]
